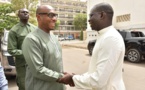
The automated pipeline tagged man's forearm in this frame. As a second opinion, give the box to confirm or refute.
[8,49,22,56]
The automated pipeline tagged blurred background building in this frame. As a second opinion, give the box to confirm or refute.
[87,0,145,41]
[40,0,87,31]
[40,0,87,39]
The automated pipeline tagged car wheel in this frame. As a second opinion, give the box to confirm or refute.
[89,46,94,55]
[126,48,141,63]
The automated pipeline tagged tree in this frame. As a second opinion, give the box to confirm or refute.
[73,13,87,40]
[11,0,38,11]
[73,13,87,30]
[11,0,38,25]
[55,20,60,30]
[0,4,18,34]
[80,30,83,40]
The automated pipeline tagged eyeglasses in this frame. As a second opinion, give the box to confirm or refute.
[38,13,58,18]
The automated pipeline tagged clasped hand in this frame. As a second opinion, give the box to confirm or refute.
[57,72,75,87]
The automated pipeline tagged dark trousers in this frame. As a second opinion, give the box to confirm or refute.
[16,66,26,90]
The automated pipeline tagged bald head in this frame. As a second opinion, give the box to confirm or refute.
[36,5,57,33]
[36,5,54,14]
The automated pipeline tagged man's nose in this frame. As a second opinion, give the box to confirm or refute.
[88,19,90,22]
[52,16,57,21]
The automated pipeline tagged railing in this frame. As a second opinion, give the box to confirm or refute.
[41,0,87,8]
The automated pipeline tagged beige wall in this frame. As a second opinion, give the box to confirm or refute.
[86,0,145,41]
[87,0,145,30]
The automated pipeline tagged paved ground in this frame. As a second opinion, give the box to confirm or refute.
[61,40,145,90]
[7,40,145,90]
[60,40,88,49]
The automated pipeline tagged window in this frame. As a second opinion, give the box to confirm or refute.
[60,21,65,25]
[131,32,145,37]
[67,21,73,25]
[116,14,130,22]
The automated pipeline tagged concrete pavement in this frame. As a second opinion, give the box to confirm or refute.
[8,40,145,90]
[60,40,88,49]
[60,40,145,90]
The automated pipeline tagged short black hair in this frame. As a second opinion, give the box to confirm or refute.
[93,3,114,20]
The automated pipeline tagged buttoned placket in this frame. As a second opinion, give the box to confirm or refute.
[49,34,60,58]
[26,24,31,33]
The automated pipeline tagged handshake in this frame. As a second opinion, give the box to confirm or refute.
[57,72,75,87]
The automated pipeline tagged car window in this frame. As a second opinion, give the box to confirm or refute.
[138,32,145,37]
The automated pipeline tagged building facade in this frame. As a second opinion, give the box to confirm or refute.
[40,0,87,31]
[87,0,145,41]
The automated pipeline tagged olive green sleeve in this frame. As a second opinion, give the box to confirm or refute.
[8,31,22,56]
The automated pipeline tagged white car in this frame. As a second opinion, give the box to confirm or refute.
[0,29,16,76]
[58,36,65,41]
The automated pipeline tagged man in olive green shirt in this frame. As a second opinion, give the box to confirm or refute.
[22,5,65,90]
[8,8,36,90]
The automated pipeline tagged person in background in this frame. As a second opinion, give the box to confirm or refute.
[58,2,126,90]
[22,5,65,90]
[0,59,8,90]
[8,8,36,90]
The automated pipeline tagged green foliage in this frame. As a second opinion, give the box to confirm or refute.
[29,9,37,26]
[0,0,39,36]
[0,0,38,35]
[11,0,38,26]
[73,13,87,30]
[11,0,38,11]
[0,4,18,34]
[80,30,83,40]
[55,20,60,30]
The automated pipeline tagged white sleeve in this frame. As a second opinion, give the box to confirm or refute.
[73,36,122,89]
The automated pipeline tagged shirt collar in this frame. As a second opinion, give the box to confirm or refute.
[98,25,113,35]
[19,22,30,27]
[37,27,51,36]
[37,28,53,43]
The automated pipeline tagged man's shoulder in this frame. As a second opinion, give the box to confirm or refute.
[28,23,37,28]
[10,23,20,31]
[26,29,39,38]
[25,30,42,44]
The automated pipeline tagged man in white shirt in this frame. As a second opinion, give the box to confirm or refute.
[58,2,126,90]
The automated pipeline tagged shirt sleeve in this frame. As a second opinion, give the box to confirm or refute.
[22,37,63,82]
[73,36,122,89]
[8,31,22,56]
[0,66,8,87]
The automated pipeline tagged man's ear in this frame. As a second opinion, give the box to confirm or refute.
[17,13,19,17]
[36,14,42,21]
[100,11,106,20]
[36,14,39,20]
[17,10,20,17]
